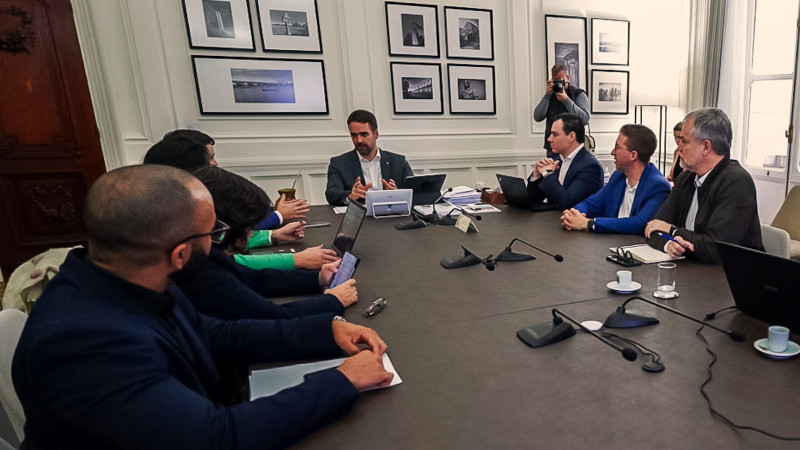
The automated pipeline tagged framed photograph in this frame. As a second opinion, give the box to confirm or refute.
[544,14,588,90]
[390,62,443,114]
[591,70,629,115]
[447,64,495,114]
[191,56,328,114]
[444,6,494,60]
[256,0,322,53]
[591,18,630,65]
[385,2,439,57]
[181,0,255,50]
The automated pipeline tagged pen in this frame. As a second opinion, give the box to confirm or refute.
[656,231,686,248]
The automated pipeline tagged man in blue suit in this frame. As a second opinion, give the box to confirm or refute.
[326,109,414,206]
[12,165,393,450]
[561,124,671,234]
[527,113,604,209]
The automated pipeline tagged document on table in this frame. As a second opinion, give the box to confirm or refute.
[250,353,402,400]
[609,244,685,264]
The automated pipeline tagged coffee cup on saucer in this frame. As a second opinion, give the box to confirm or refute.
[768,325,790,352]
[617,270,632,289]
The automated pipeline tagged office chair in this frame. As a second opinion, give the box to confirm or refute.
[770,185,800,260]
[760,223,791,259]
[0,309,27,444]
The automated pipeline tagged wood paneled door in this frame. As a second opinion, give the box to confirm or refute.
[0,0,105,276]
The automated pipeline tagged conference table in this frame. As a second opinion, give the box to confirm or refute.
[266,205,800,449]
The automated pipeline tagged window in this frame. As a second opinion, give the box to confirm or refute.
[742,0,799,172]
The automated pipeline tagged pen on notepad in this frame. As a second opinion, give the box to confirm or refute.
[656,231,687,248]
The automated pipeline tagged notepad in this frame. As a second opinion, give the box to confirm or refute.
[609,244,684,264]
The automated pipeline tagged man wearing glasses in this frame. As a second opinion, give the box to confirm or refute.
[561,124,671,235]
[12,165,392,449]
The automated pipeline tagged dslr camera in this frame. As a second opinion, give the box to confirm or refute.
[552,78,566,93]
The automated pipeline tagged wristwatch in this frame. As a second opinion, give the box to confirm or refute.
[332,315,346,323]
[587,218,595,232]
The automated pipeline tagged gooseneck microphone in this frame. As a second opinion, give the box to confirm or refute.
[440,245,495,270]
[496,237,564,263]
[439,204,483,226]
[604,296,747,342]
[427,187,454,225]
[396,187,454,230]
[553,309,638,361]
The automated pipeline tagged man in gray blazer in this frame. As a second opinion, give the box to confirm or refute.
[325,110,414,206]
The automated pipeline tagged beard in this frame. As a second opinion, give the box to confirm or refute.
[169,245,209,284]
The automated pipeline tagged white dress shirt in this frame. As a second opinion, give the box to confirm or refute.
[359,149,383,191]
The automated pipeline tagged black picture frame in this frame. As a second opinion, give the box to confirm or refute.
[447,64,496,114]
[181,0,255,51]
[389,62,443,114]
[443,6,494,60]
[255,0,323,53]
[591,18,630,66]
[192,56,329,115]
[591,69,629,115]
[385,2,440,58]
[544,14,588,91]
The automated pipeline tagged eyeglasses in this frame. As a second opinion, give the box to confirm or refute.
[362,297,387,318]
[613,145,632,152]
[172,220,230,248]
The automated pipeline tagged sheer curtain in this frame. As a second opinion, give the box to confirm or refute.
[686,0,727,110]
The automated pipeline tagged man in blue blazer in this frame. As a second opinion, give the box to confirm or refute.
[326,109,414,206]
[561,124,671,234]
[12,165,392,450]
[526,113,604,209]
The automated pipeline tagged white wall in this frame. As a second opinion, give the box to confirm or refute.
[74,0,690,205]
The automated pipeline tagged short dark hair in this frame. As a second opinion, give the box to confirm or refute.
[673,121,684,132]
[143,136,210,172]
[163,129,215,146]
[553,113,585,143]
[551,64,566,78]
[192,166,273,252]
[619,124,657,163]
[84,165,199,267]
[347,109,378,131]
[684,108,732,157]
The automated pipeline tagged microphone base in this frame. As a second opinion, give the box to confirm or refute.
[604,309,660,328]
[517,321,576,348]
[438,216,458,226]
[440,251,482,269]
[496,249,535,262]
[395,217,427,230]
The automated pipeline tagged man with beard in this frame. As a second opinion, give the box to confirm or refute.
[325,109,414,206]
[12,164,393,449]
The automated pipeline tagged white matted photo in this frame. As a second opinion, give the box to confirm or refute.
[256,0,321,53]
[182,0,254,50]
[390,62,443,114]
[591,18,630,65]
[591,69,629,115]
[544,14,587,90]
[385,2,439,57]
[447,64,496,114]
[444,6,494,60]
[192,56,328,114]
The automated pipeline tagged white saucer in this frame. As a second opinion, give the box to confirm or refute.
[754,338,800,359]
[607,280,641,294]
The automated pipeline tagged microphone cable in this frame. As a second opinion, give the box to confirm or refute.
[703,305,738,321]
[694,323,800,441]
[597,330,664,372]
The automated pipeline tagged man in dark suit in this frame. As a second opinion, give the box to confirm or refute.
[527,113,604,210]
[561,124,671,234]
[645,108,763,264]
[12,165,392,450]
[326,109,414,206]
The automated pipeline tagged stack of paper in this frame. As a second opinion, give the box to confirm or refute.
[609,244,684,264]
[443,186,481,205]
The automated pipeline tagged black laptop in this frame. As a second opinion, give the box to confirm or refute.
[326,201,367,256]
[405,173,447,205]
[718,241,800,330]
[496,174,559,212]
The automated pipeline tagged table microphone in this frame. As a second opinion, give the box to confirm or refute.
[462,246,495,271]
[439,205,483,226]
[604,296,747,342]
[553,309,638,361]
[496,237,564,262]
[397,187,453,230]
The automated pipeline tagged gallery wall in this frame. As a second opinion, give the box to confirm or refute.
[74,0,690,205]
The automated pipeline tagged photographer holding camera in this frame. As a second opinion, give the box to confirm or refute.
[534,63,590,158]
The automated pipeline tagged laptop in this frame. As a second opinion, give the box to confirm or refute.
[365,189,413,218]
[717,241,800,330]
[405,173,447,205]
[326,201,367,256]
[496,174,559,212]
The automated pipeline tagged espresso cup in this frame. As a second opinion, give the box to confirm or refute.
[768,325,790,353]
[616,270,632,289]
[278,188,297,201]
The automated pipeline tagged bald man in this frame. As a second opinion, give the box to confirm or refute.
[12,165,392,450]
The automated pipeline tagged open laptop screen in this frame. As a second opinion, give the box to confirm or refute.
[332,201,366,256]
